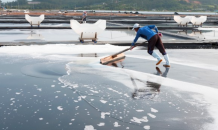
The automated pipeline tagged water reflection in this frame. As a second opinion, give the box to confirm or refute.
[178,30,202,35]
[177,30,218,40]
[106,57,125,68]
[132,67,170,100]
[106,59,170,100]
[27,31,44,40]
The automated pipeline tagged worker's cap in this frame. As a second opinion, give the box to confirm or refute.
[132,23,140,30]
[84,11,86,13]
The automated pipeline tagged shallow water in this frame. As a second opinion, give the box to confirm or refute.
[0,45,218,130]
[0,29,181,42]
[164,29,218,40]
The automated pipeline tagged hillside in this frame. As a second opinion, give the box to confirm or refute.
[2,0,218,11]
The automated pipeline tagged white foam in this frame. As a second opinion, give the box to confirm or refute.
[37,88,42,91]
[136,110,144,112]
[81,96,86,99]
[90,90,99,93]
[124,93,130,97]
[57,106,63,111]
[10,98,15,101]
[39,118,43,120]
[108,88,122,94]
[144,125,150,130]
[101,112,110,119]
[147,113,156,118]
[15,92,21,95]
[97,122,105,126]
[130,117,148,123]
[100,100,107,104]
[84,125,96,130]
[151,108,158,113]
[113,122,121,127]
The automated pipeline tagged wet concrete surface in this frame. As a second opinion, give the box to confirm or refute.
[0,45,218,130]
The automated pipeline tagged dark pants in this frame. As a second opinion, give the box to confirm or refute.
[147,34,166,55]
[83,17,86,21]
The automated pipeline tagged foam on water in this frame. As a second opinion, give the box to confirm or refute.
[84,125,96,130]
[113,122,121,127]
[97,122,105,126]
[151,108,158,113]
[57,106,63,111]
[131,117,148,123]
[101,112,110,119]
[100,100,107,104]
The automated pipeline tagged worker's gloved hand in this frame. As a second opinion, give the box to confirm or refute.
[158,32,163,37]
[130,42,135,50]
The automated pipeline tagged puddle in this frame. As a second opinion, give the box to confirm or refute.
[165,30,218,40]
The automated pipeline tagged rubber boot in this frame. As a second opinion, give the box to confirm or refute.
[151,52,162,65]
[156,67,162,75]
[163,54,170,67]
[162,67,170,77]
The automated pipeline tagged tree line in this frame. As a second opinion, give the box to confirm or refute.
[2,0,218,11]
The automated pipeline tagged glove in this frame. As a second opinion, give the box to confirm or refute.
[130,42,135,50]
[158,32,163,37]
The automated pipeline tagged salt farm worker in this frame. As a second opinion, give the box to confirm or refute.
[131,23,170,67]
[82,11,87,23]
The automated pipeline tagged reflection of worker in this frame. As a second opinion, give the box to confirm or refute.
[131,23,170,67]
[131,67,170,99]
[155,67,170,78]
[131,77,161,100]
[82,11,87,23]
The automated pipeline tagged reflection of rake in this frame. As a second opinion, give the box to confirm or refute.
[132,90,159,100]
[131,78,160,100]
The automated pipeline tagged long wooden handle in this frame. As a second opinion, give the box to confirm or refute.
[111,48,130,58]
[111,42,144,58]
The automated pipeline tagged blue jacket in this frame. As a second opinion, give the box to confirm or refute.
[132,25,158,44]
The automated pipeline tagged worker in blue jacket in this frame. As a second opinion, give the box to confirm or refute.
[131,23,170,67]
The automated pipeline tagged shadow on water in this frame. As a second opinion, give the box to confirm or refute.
[106,59,170,100]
